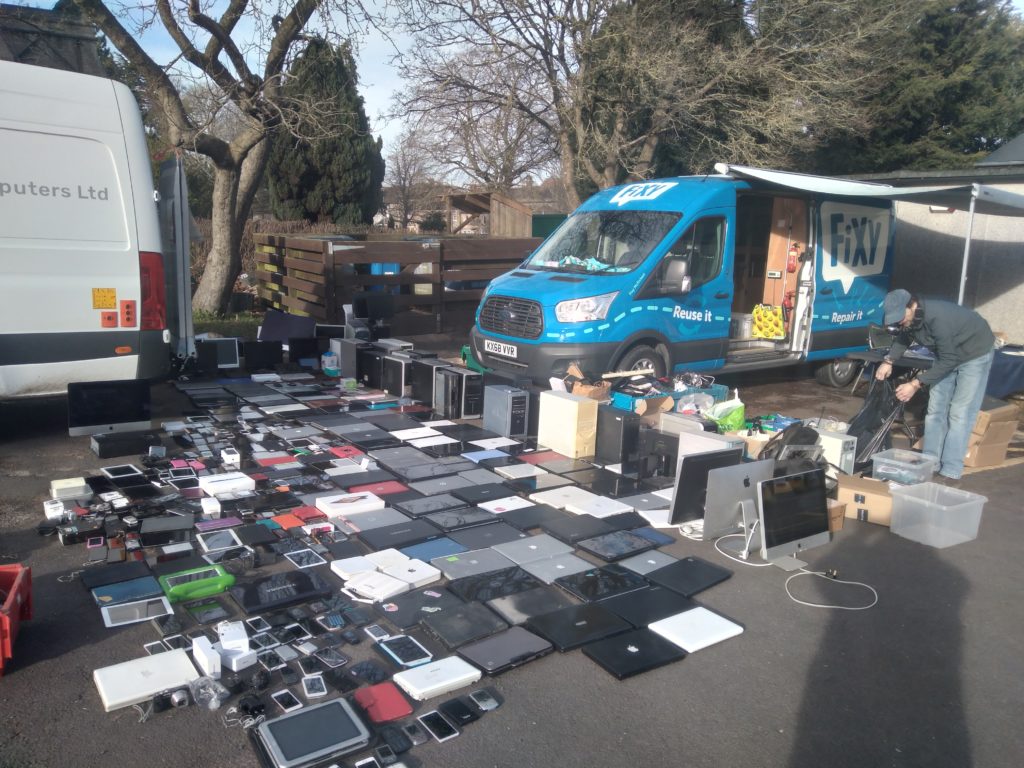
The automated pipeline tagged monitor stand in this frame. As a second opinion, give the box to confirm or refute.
[717,501,762,560]
[769,556,806,572]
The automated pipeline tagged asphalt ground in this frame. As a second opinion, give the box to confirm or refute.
[1,359,1022,768]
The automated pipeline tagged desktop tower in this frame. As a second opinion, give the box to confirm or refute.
[483,385,530,438]
[637,428,680,479]
[432,367,484,419]
[815,429,857,479]
[595,404,642,469]
[357,347,387,389]
[382,353,434,398]
[537,391,598,459]
[411,358,452,405]
[374,338,414,353]
[333,339,372,379]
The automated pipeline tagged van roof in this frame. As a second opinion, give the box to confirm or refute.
[0,61,126,135]
[578,176,744,213]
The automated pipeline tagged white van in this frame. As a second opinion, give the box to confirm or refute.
[0,61,170,398]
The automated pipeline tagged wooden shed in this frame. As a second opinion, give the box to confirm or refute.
[446,192,532,237]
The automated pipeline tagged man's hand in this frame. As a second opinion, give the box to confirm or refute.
[895,379,922,402]
[875,361,893,381]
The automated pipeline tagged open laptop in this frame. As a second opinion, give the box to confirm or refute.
[582,627,687,679]
[644,556,732,598]
[648,606,744,652]
[485,586,577,626]
[525,603,632,652]
[457,626,553,674]
[419,601,509,649]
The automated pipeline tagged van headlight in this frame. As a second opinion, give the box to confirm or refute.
[555,292,618,323]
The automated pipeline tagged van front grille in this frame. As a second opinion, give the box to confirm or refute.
[479,296,543,340]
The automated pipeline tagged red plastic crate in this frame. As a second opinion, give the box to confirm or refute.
[1,564,32,675]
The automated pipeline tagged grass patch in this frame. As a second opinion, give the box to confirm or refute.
[193,310,262,341]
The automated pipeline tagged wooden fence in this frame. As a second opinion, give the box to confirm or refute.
[253,235,541,335]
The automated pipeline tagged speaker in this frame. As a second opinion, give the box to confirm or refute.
[595,404,642,469]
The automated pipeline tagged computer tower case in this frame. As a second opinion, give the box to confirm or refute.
[536,391,598,459]
[637,428,680,479]
[357,347,387,389]
[382,354,413,397]
[433,368,484,419]
[595,404,642,469]
[483,385,529,438]
[333,338,372,379]
[411,358,452,405]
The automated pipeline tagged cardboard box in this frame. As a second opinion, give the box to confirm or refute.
[963,441,1010,468]
[572,381,612,401]
[727,430,772,459]
[537,390,598,458]
[968,419,1018,447]
[973,398,1020,435]
[827,499,846,532]
[836,474,892,527]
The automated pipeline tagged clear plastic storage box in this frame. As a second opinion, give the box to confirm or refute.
[871,448,939,485]
[889,482,986,548]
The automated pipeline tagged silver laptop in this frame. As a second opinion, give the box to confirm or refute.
[493,534,573,565]
[564,495,633,518]
[409,475,476,496]
[520,552,593,584]
[458,468,505,485]
[342,508,411,532]
[430,548,516,580]
[648,607,744,652]
[616,492,672,512]
[618,550,679,576]
[528,485,602,510]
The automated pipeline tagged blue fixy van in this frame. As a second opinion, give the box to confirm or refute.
[470,166,897,387]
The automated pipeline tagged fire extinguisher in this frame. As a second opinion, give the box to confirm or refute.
[787,242,801,273]
[782,290,795,321]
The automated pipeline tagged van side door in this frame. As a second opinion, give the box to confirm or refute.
[635,211,732,370]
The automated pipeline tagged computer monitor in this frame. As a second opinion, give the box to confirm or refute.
[756,467,831,570]
[242,340,283,371]
[196,338,240,371]
[67,379,152,436]
[702,458,776,556]
[287,337,320,366]
[668,447,743,525]
[352,292,395,324]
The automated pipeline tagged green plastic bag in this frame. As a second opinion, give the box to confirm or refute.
[709,390,745,434]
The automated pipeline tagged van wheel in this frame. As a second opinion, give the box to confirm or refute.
[617,345,667,378]
[814,358,861,388]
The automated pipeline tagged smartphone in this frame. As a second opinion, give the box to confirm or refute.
[469,688,501,712]
[377,635,432,668]
[162,634,186,651]
[353,759,381,768]
[249,632,279,651]
[417,710,460,743]
[400,722,428,746]
[301,673,328,698]
[258,649,286,672]
[439,697,480,726]
[271,689,303,713]
[316,612,346,632]
[364,624,390,642]
[86,536,105,549]
[314,646,350,669]
[144,641,168,656]
[374,744,397,765]
[247,616,272,633]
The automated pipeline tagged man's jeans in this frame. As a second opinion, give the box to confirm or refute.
[923,349,994,479]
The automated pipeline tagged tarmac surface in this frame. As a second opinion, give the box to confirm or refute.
[1,355,1022,768]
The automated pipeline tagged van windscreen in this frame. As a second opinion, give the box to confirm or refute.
[524,211,680,274]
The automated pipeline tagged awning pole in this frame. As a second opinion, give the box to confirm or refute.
[957,187,978,305]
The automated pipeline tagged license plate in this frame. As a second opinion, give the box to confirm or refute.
[484,339,518,359]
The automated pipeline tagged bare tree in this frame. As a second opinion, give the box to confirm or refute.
[73,0,367,313]
[384,128,440,229]
[393,0,908,206]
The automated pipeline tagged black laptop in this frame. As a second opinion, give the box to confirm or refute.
[598,586,697,628]
[644,556,732,598]
[576,531,657,562]
[448,521,527,549]
[486,586,577,626]
[394,493,469,518]
[357,519,440,551]
[525,603,632,652]
[447,566,544,603]
[434,424,499,442]
[599,511,651,532]
[424,508,499,532]
[561,468,640,498]
[458,626,554,674]
[419,601,509,649]
[540,514,615,546]
[582,627,687,679]
[374,586,465,629]
[554,565,649,603]
[451,483,516,505]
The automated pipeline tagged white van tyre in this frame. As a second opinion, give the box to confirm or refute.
[814,358,860,387]
[617,345,667,378]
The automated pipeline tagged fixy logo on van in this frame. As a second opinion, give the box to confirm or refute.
[820,202,890,293]
[609,182,678,207]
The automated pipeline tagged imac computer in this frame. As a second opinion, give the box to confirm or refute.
[67,379,152,437]
[668,447,743,525]
[756,467,831,570]
[702,458,776,556]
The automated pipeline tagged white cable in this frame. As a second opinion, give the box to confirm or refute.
[784,568,879,610]
[676,519,704,541]
[712,532,773,567]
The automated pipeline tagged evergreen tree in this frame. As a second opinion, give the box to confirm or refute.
[813,0,1024,173]
[267,40,384,226]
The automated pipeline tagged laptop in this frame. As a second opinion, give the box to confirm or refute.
[615,492,672,513]
[93,648,202,712]
[528,485,602,510]
[430,549,516,580]
[451,483,516,505]
[500,504,573,532]
[399,537,468,562]
[563,494,633,519]
[526,603,632,652]
[554,565,649,603]
[576,531,657,562]
[341,508,411,532]
[477,495,536,514]
[375,586,465,629]
[457,468,505,485]
[617,550,678,576]
[392,656,482,702]
[458,626,553,674]
[598,585,697,628]
[562,468,640,498]
[408,475,476,496]
[393,458,477,481]
[368,446,433,469]
[447,566,543,603]
[599,511,651,532]
[394,493,469,518]
[434,423,497,442]
[494,463,547,480]
[582,627,687,679]
[644,556,732,598]
[630,527,676,547]
[648,607,744,652]
[358,519,440,550]
[503,473,576,494]
[486,586,577,626]
[423,508,498,532]
[419,601,509,649]
[540,514,615,545]
[519,553,594,585]
[493,534,573,564]
[448,522,527,550]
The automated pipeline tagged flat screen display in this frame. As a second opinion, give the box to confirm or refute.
[759,468,829,551]
[68,379,151,436]
[669,448,743,524]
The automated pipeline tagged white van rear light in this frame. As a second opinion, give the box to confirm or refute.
[139,251,166,331]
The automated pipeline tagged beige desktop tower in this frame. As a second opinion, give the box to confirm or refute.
[537,390,598,458]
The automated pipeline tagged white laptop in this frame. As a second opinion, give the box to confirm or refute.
[469,437,522,450]
[648,607,744,652]
[477,495,535,513]
[390,427,443,441]
[564,495,633,518]
[392,656,481,701]
[495,464,549,480]
[364,548,410,570]
[529,485,602,510]
[493,534,573,565]
[330,555,377,580]
[93,649,200,712]
[345,570,409,601]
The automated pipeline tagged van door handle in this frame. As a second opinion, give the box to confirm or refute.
[714,291,730,299]
[819,288,833,295]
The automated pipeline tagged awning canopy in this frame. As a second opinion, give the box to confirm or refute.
[714,163,1024,217]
